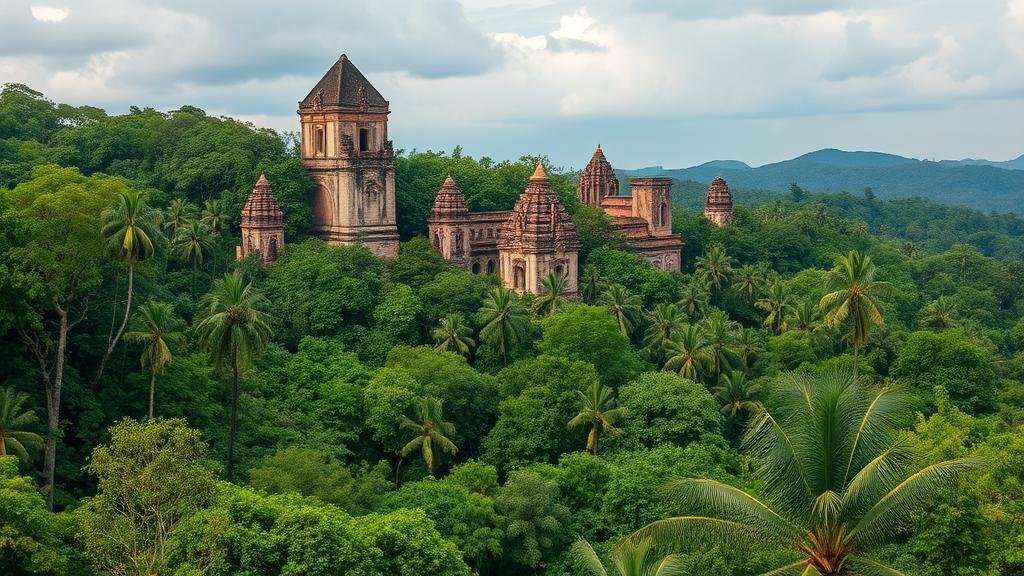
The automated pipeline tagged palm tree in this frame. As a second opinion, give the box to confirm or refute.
[95,189,160,386]
[919,296,959,330]
[712,370,761,425]
[535,270,568,318]
[790,299,822,332]
[600,284,642,339]
[162,198,197,240]
[432,313,475,357]
[733,263,767,305]
[172,219,215,294]
[194,273,272,481]
[567,381,627,456]
[732,327,765,372]
[701,312,739,381]
[398,396,457,476]
[0,387,44,464]
[571,537,685,576]
[201,198,229,237]
[677,280,710,320]
[819,250,893,381]
[124,301,185,419]
[478,286,531,364]
[643,303,686,363]
[631,370,980,576]
[663,324,713,382]
[756,281,796,335]
[695,245,734,304]
[580,265,606,305]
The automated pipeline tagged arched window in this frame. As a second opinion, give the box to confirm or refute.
[487,259,496,274]
[454,231,464,255]
[660,202,668,228]
[513,265,526,290]
[433,233,441,249]
[268,236,278,259]
[472,262,481,274]
[315,126,326,156]
[554,264,564,278]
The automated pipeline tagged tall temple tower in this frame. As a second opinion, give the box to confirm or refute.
[499,162,580,295]
[704,176,734,226]
[237,174,285,264]
[578,145,619,206]
[298,54,399,258]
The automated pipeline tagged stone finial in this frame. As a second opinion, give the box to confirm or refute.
[530,161,548,180]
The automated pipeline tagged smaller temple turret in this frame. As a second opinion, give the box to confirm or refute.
[704,176,733,226]
[237,174,285,264]
[578,144,619,206]
[427,175,471,265]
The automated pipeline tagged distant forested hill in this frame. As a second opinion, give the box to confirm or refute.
[620,148,1024,214]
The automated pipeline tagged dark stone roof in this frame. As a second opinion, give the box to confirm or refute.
[299,54,389,112]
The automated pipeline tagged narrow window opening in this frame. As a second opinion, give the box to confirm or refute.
[359,128,370,152]
[315,126,326,155]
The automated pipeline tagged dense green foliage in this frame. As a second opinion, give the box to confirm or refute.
[1,85,1022,575]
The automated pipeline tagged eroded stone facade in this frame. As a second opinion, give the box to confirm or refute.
[236,174,285,264]
[704,176,734,226]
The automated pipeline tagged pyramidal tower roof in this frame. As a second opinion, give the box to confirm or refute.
[429,175,469,221]
[242,174,283,228]
[579,144,619,205]
[500,162,580,253]
[299,54,389,112]
[705,176,733,209]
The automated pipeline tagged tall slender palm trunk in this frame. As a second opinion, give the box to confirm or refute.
[226,346,239,481]
[148,371,156,419]
[852,344,860,383]
[94,262,134,387]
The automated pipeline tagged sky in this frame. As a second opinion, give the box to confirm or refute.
[2,0,1024,169]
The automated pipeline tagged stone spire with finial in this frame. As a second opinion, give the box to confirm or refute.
[430,174,469,221]
[500,161,579,252]
[579,144,619,206]
[704,176,734,226]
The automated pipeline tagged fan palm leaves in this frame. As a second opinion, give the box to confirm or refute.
[701,313,740,381]
[600,283,643,339]
[663,324,713,382]
[733,263,768,305]
[398,396,457,476]
[194,272,272,480]
[757,281,796,335]
[124,301,185,419]
[570,537,686,576]
[201,198,229,237]
[567,381,627,456]
[733,327,766,373]
[819,251,893,381]
[580,265,606,305]
[630,370,981,576]
[172,219,215,294]
[432,313,475,357]
[478,286,531,364]
[535,270,568,318]
[677,280,710,320]
[0,387,44,464]
[918,296,959,331]
[162,198,197,239]
[96,189,161,385]
[790,299,822,332]
[712,370,761,424]
[695,245,734,304]
[643,303,686,363]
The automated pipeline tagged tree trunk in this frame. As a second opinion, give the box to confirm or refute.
[94,262,134,388]
[148,370,156,420]
[852,344,860,383]
[0,437,7,456]
[393,455,403,487]
[226,346,239,482]
[43,306,69,510]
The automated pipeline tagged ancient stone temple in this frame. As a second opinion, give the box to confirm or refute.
[298,54,399,258]
[236,174,285,264]
[704,176,734,226]
[427,162,579,295]
[578,146,683,272]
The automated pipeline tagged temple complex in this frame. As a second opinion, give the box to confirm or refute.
[704,176,734,225]
[428,162,580,296]
[236,174,285,264]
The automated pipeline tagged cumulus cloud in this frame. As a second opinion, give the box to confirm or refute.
[823,20,934,81]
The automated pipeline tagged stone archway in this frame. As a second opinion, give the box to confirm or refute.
[311,184,334,229]
[513,264,526,290]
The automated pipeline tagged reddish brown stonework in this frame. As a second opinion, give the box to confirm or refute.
[578,144,619,205]
[298,54,399,258]
[236,174,285,264]
[704,176,733,225]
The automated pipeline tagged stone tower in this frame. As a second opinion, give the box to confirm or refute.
[298,54,399,258]
[578,144,619,206]
[237,174,285,264]
[427,175,471,267]
[704,176,734,226]
[499,162,580,296]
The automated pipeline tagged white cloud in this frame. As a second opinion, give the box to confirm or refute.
[30,5,69,22]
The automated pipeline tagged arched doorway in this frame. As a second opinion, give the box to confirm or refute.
[472,262,481,274]
[311,184,334,229]
[513,265,526,290]
[487,259,496,274]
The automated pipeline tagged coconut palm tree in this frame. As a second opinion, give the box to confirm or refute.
[695,245,734,305]
[398,396,457,476]
[567,381,627,456]
[0,387,44,464]
[535,270,568,318]
[643,303,686,364]
[95,189,160,386]
[631,370,980,576]
[571,537,686,576]
[819,250,893,381]
[478,286,531,364]
[918,296,959,331]
[663,324,713,382]
[712,370,761,426]
[194,272,272,481]
[677,280,710,320]
[790,299,822,332]
[124,301,185,419]
[732,327,765,373]
[173,219,215,294]
[580,265,606,305]
[701,312,739,382]
[757,281,796,335]
[600,283,643,339]
[162,198,197,240]
[432,313,475,357]
[201,198,229,237]
[733,263,767,305]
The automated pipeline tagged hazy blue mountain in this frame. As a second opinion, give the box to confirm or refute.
[618,148,1024,214]
[937,154,1024,170]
